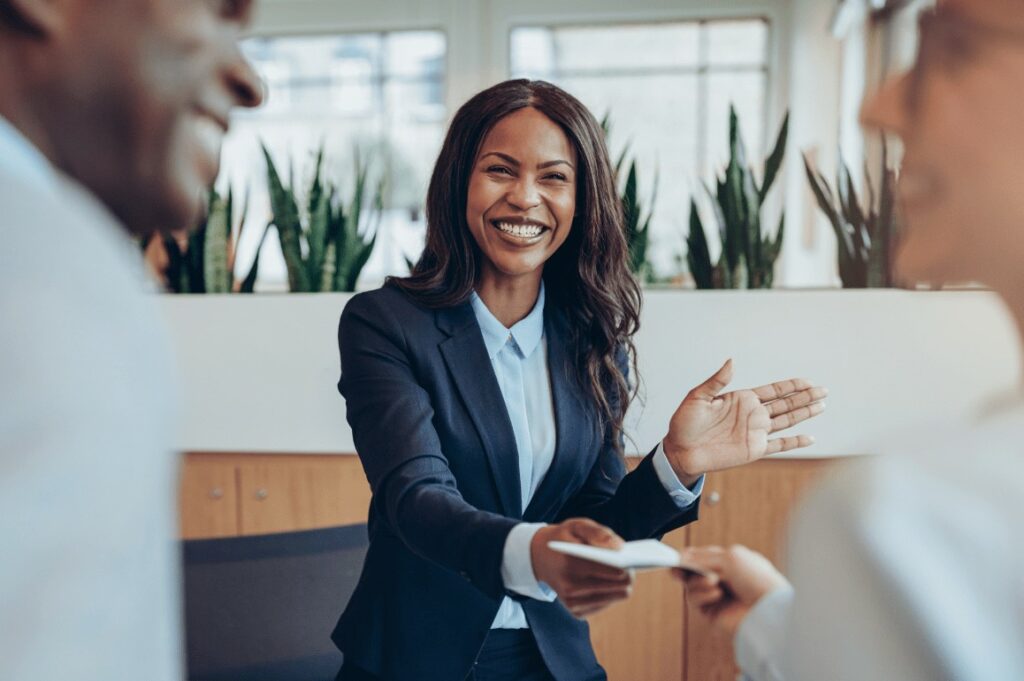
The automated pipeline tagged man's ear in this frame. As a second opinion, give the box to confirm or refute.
[0,0,70,38]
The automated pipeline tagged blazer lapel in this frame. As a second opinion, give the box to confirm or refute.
[524,307,593,522]
[437,303,523,518]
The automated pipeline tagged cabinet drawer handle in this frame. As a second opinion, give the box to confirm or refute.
[208,487,224,500]
[255,488,269,501]
[707,491,721,506]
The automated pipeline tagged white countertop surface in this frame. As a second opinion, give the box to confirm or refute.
[161,289,1022,458]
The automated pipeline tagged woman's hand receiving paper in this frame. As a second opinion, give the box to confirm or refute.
[662,360,827,484]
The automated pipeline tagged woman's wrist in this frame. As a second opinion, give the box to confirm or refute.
[662,438,703,487]
[529,525,555,586]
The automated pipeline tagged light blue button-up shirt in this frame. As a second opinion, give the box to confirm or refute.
[470,283,704,630]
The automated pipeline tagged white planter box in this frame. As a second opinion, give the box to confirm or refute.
[160,289,1021,458]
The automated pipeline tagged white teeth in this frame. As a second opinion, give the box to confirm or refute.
[495,222,544,239]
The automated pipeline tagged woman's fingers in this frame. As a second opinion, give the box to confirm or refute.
[563,556,632,583]
[563,580,635,602]
[567,518,625,550]
[751,378,812,402]
[770,400,826,432]
[764,386,828,417]
[765,434,815,455]
[688,359,734,401]
[565,589,632,616]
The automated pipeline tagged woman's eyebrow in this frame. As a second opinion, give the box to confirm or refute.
[538,159,575,170]
[480,151,575,170]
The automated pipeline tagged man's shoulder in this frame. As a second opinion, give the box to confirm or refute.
[0,168,144,288]
[0,166,169,377]
[792,412,1024,553]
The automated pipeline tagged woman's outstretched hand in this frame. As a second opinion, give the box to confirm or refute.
[530,518,634,619]
[663,359,827,483]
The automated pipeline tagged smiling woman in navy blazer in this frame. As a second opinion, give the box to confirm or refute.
[333,80,826,681]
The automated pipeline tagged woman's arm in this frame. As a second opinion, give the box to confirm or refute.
[339,293,518,600]
[554,348,701,539]
[556,443,700,539]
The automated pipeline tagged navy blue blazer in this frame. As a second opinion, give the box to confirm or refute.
[332,285,700,681]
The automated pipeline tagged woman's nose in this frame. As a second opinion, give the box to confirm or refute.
[506,177,541,209]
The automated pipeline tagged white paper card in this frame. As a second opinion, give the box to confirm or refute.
[547,539,712,577]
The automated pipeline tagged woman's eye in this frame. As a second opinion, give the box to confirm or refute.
[486,165,512,175]
[545,173,568,182]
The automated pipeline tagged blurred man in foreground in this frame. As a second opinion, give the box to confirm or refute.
[0,1,261,678]
[681,1,1024,679]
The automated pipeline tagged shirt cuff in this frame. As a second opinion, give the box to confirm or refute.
[500,522,557,602]
[652,442,705,508]
[735,584,794,681]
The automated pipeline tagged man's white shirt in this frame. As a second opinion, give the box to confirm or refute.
[0,116,182,680]
[736,400,1024,681]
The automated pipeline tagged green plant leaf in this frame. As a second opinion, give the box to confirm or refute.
[802,154,843,233]
[185,222,206,293]
[163,234,186,293]
[759,111,789,202]
[741,159,762,275]
[239,223,271,294]
[262,143,309,292]
[346,231,377,292]
[687,199,714,289]
[839,161,867,237]
[203,190,232,293]
[306,146,330,290]
[622,160,649,275]
[333,156,381,292]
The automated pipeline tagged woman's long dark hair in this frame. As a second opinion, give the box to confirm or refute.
[389,79,642,457]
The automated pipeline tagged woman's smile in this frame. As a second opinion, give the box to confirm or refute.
[489,217,552,246]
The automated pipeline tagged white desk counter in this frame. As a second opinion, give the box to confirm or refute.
[161,289,1021,458]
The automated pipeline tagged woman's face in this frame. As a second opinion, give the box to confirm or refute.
[465,107,578,286]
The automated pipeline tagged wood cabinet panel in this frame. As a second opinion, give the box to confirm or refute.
[179,453,835,680]
[683,459,837,681]
[179,454,240,539]
[589,527,687,681]
[236,454,371,536]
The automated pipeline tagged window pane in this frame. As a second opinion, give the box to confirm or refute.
[219,31,447,291]
[707,20,769,66]
[559,73,700,276]
[512,24,700,74]
[510,27,556,79]
[509,19,771,281]
[385,31,446,79]
[705,71,767,174]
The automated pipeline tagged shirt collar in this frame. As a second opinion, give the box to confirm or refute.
[0,115,60,196]
[470,283,546,360]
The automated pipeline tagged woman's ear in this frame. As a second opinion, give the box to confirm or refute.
[1,0,71,38]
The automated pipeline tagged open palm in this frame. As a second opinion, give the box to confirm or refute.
[663,360,827,479]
